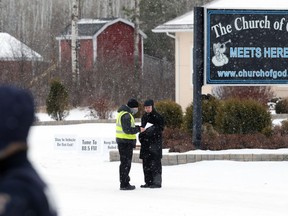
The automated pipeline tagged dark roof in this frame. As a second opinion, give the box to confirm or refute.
[57,18,147,39]
[62,18,116,37]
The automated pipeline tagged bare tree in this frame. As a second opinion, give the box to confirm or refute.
[71,0,80,87]
[133,0,140,71]
[133,0,141,97]
[212,86,275,106]
[0,0,3,31]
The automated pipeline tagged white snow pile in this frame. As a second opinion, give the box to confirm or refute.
[0,33,43,61]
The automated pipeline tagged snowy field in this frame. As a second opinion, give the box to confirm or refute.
[28,109,288,216]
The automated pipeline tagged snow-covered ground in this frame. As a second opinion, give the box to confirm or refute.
[35,107,97,121]
[28,109,288,216]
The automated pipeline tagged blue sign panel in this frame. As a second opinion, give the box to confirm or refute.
[206,9,288,85]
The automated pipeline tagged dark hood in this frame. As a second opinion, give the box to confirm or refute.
[117,104,132,113]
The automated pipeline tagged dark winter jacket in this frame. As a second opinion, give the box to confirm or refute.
[116,105,140,147]
[0,151,57,216]
[139,108,164,159]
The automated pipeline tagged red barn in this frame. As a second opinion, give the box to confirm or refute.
[56,18,147,71]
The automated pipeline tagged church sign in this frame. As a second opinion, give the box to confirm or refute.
[205,9,288,85]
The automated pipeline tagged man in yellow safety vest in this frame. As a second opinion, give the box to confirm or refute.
[116,98,144,190]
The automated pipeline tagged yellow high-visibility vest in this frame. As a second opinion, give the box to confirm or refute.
[116,111,136,140]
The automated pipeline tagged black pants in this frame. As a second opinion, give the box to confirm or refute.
[117,143,133,187]
[142,154,162,186]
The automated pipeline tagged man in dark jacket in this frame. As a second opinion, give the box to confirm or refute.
[139,99,164,188]
[116,98,144,190]
[0,85,57,216]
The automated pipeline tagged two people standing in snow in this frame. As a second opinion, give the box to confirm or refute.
[0,86,57,216]
[116,98,164,190]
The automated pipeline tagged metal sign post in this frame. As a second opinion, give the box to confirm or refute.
[192,7,204,149]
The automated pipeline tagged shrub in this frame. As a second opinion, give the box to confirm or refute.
[201,132,288,150]
[275,98,288,114]
[183,104,193,134]
[155,100,183,129]
[162,128,194,152]
[261,126,273,137]
[91,97,114,119]
[183,94,220,134]
[280,120,288,135]
[164,123,288,152]
[215,99,271,134]
[46,80,69,121]
[202,94,220,126]
[202,123,219,139]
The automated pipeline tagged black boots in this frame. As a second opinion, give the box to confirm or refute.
[140,184,161,188]
[140,184,150,188]
[149,184,161,188]
[120,183,161,190]
[120,184,136,190]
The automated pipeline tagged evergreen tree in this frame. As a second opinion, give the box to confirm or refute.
[139,0,178,62]
[46,80,69,121]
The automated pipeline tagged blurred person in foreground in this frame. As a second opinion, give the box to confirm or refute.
[139,99,164,188]
[116,98,144,190]
[0,85,57,216]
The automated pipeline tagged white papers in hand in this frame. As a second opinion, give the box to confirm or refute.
[145,123,153,129]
